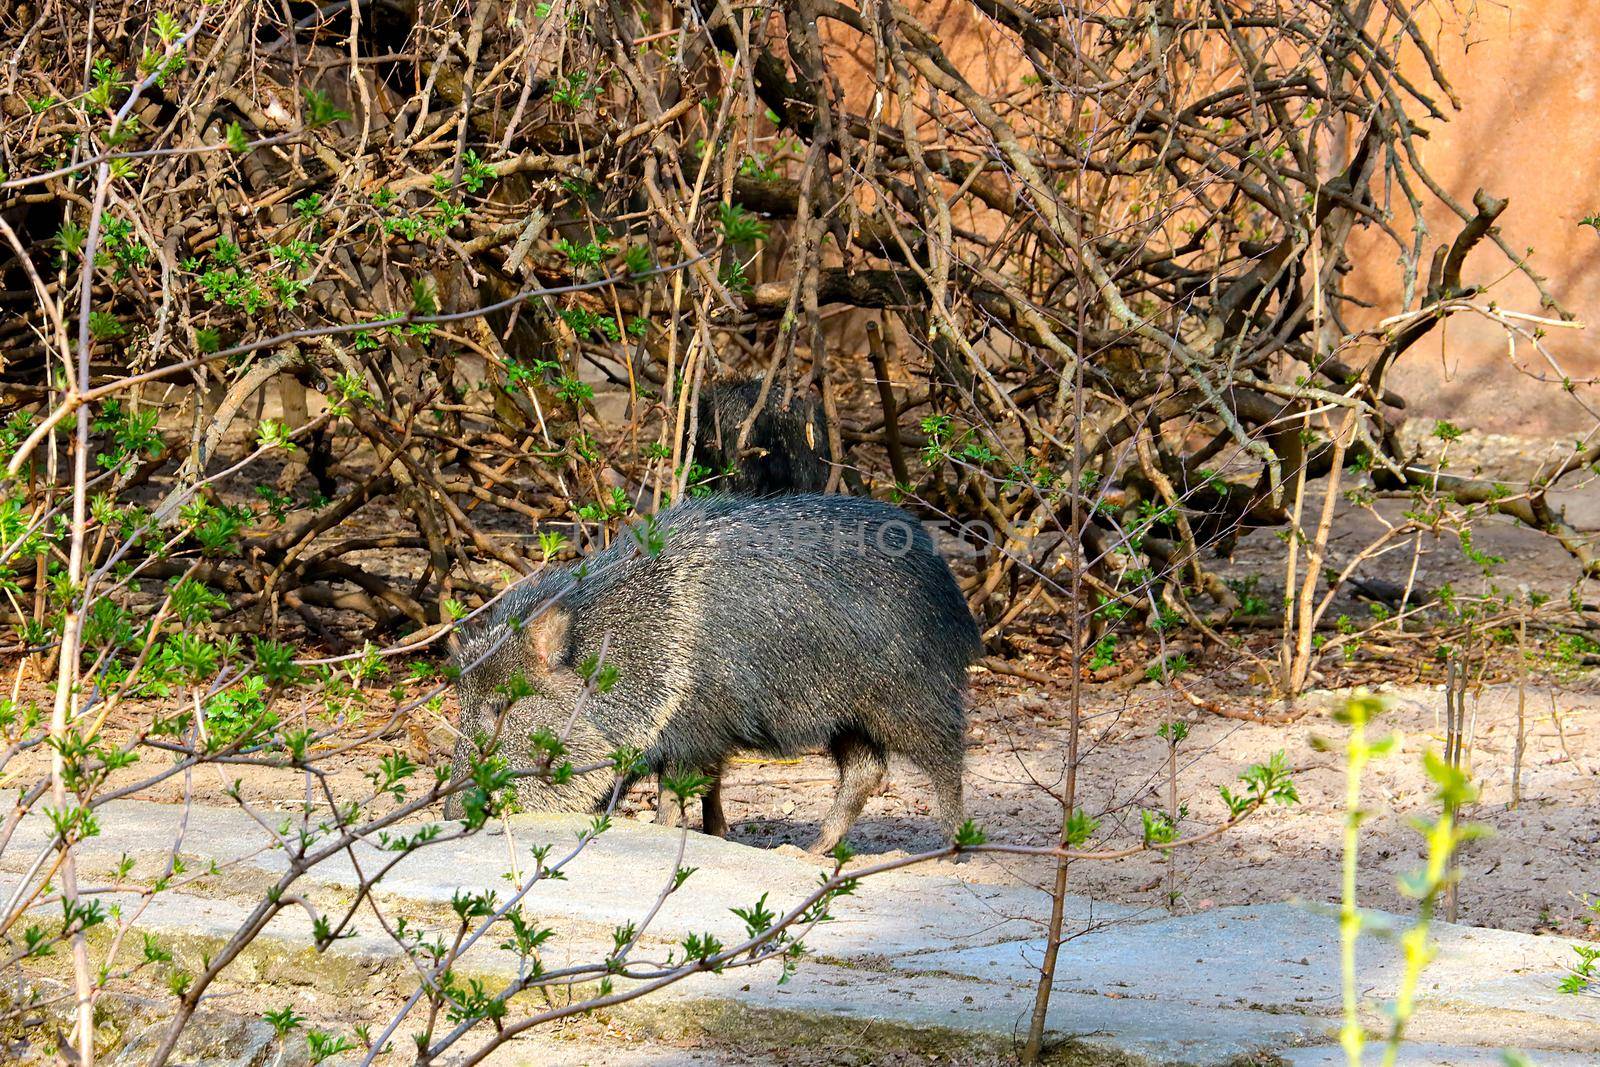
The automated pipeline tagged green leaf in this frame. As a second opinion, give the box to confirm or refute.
[302,89,351,128]
[661,770,715,802]
[256,419,296,452]
[87,311,125,340]
[410,276,438,317]
[1065,807,1099,847]
[717,202,768,244]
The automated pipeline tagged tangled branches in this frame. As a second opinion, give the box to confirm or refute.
[2,0,1592,673]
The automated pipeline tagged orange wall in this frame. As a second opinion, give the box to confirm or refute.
[824,3,1600,434]
[1348,1,1600,434]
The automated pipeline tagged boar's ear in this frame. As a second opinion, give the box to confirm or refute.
[523,605,572,670]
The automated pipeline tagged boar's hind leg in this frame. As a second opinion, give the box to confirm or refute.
[809,732,887,855]
[907,740,965,843]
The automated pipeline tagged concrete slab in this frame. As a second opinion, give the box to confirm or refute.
[901,903,1599,1052]
[11,887,1329,1067]
[2,800,1139,959]
[899,901,1591,1006]
[6,800,1599,1066]
[1285,1048,1596,1067]
[661,963,1335,1065]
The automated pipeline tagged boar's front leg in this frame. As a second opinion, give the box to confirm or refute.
[655,763,725,835]
[701,767,727,837]
[654,771,683,828]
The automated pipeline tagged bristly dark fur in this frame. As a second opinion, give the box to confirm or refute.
[450,494,980,848]
[694,377,829,495]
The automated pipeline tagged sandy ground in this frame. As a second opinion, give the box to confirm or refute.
[882,674,1597,937]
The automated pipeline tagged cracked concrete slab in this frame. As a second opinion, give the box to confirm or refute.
[899,902,1599,1046]
[1283,1049,1596,1067]
[6,800,1597,1066]
[3,800,1137,958]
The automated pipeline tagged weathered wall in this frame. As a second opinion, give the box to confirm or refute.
[820,2,1599,435]
[1346,1,1600,435]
